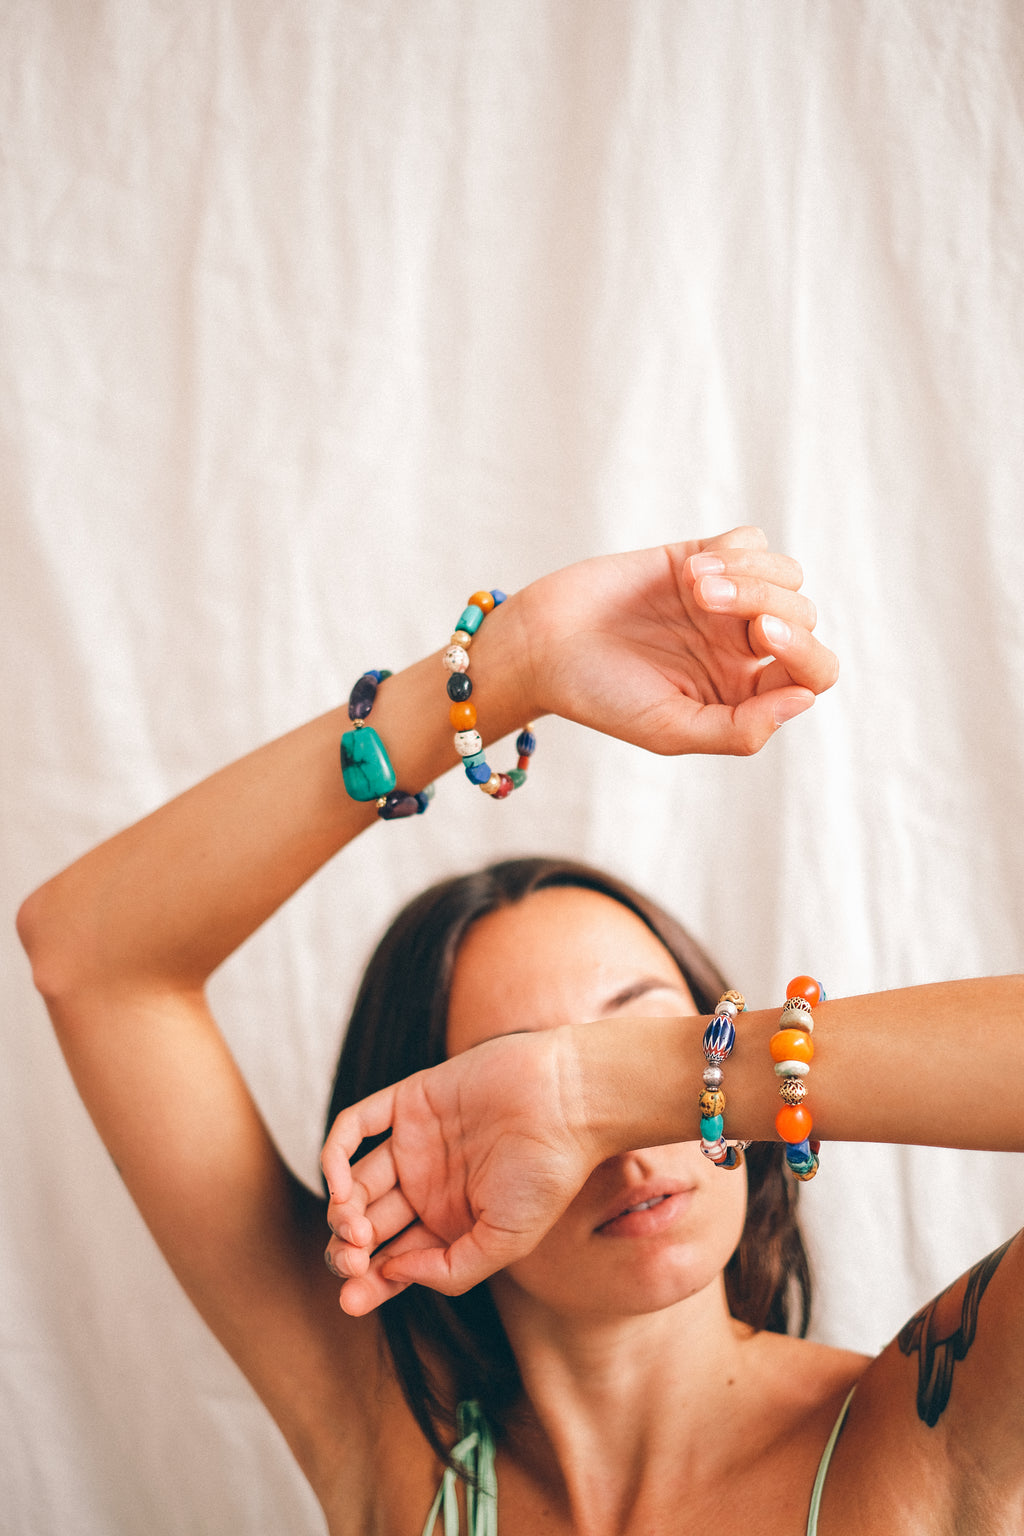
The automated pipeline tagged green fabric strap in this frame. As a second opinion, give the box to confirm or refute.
[806,1386,856,1536]
[421,1400,498,1536]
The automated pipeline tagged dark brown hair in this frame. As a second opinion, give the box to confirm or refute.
[325,857,811,1466]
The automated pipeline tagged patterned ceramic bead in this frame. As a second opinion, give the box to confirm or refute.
[778,1078,807,1105]
[453,729,483,757]
[702,1014,736,1064]
[780,997,814,1029]
[720,989,746,1012]
[699,1088,726,1118]
[444,644,470,674]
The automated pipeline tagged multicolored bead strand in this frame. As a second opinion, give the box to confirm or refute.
[339,670,434,820]
[699,989,748,1170]
[771,974,826,1180]
[442,589,537,798]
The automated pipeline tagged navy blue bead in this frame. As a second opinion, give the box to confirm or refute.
[786,1138,812,1161]
[465,761,492,784]
[702,1014,736,1064]
[515,730,537,756]
[447,673,473,702]
[348,671,380,721]
[414,791,431,814]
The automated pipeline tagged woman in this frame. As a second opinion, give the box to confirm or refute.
[18,529,1022,1533]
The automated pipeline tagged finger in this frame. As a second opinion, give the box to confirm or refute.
[685,547,804,596]
[691,573,818,630]
[326,1141,399,1246]
[381,1223,525,1298]
[321,1083,397,1200]
[325,1234,371,1279]
[338,1223,442,1315]
[751,616,840,696]
[362,1185,420,1250]
[654,692,816,757]
[698,525,769,554]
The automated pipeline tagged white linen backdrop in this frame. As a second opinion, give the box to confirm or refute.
[3,3,1023,1531]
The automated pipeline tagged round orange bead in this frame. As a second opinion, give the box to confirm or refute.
[449,701,477,731]
[467,590,495,614]
[776,1104,813,1143]
[769,1028,814,1063]
[786,974,821,1007]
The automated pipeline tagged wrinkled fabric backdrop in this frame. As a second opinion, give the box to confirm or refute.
[3,3,1023,1531]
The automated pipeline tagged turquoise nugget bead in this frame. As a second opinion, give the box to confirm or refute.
[340,725,397,801]
[455,604,484,635]
[700,1114,724,1141]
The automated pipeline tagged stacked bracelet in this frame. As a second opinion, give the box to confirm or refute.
[699,989,748,1170]
[442,589,537,798]
[339,669,434,820]
[770,975,825,1180]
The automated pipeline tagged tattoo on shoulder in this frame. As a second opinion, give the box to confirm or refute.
[897,1235,1016,1428]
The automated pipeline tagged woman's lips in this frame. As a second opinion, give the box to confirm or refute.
[595,1187,695,1238]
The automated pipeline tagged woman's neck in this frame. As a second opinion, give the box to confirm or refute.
[491,1273,753,1530]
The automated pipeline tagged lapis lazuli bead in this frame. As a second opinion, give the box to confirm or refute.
[465,760,492,784]
[702,1014,736,1064]
[340,725,396,800]
[455,604,485,635]
[700,1114,724,1141]
[347,671,380,721]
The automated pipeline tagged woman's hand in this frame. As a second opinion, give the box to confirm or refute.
[322,1028,600,1315]
[507,525,838,757]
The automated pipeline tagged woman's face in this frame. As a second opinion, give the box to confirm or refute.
[446,886,748,1321]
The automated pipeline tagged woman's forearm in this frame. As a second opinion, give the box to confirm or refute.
[574,976,1024,1157]
[17,602,534,996]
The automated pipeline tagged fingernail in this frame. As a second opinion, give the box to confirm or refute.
[773,695,813,726]
[325,1247,339,1276]
[699,576,736,606]
[761,616,792,647]
[689,554,725,576]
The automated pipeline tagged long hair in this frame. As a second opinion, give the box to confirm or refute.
[324,857,811,1467]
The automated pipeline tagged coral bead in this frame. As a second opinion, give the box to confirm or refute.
[769,1029,814,1064]
[776,1104,814,1144]
[786,975,822,1007]
[449,701,477,731]
[467,590,495,614]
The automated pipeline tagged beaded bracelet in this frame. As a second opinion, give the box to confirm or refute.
[770,975,825,1180]
[442,590,537,799]
[339,669,435,820]
[699,989,748,1170]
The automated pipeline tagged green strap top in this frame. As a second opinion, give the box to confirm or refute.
[423,1387,854,1536]
[421,1400,498,1536]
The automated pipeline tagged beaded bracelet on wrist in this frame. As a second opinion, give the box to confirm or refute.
[699,989,749,1171]
[339,669,434,820]
[442,589,537,798]
[770,974,825,1180]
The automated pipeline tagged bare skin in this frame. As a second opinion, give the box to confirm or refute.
[17,530,1023,1532]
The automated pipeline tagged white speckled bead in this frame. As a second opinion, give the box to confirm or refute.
[453,729,483,757]
[773,1059,810,1079]
[444,645,470,674]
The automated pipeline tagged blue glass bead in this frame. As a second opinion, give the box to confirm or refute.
[340,725,397,800]
[490,590,507,605]
[348,671,380,721]
[515,729,537,756]
[702,1014,736,1064]
[446,673,473,702]
[455,604,485,635]
[786,1138,812,1161]
[465,760,492,784]
[700,1114,724,1141]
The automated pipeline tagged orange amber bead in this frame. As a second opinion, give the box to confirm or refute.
[786,975,822,1007]
[776,1104,813,1143]
[769,1028,814,1063]
[449,701,478,731]
[467,590,496,614]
